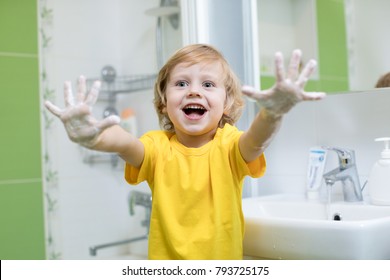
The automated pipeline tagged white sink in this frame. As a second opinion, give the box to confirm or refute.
[242,194,390,259]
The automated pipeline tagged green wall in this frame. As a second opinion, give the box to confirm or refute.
[260,0,349,93]
[0,0,45,259]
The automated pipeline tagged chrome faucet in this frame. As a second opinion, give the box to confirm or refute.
[89,191,152,256]
[322,147,363,202]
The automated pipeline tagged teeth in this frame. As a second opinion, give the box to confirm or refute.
[183,105,205,110]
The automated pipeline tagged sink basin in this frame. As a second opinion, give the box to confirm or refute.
[242,194,390,259]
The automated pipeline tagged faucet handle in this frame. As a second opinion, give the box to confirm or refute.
[322,146,355,169]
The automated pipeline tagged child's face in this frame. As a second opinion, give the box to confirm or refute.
[165,61,227,144]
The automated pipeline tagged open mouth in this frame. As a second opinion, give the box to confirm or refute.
[182,104,207,117]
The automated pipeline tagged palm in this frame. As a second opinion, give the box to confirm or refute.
[44,76,120,148]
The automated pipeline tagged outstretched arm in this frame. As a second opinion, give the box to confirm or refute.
[44,76,144,167]
[239,49,326,162]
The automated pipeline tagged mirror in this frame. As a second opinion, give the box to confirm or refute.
[257,0,390,93]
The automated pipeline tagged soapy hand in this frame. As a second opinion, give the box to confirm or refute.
[44,76,120,148]
[242,49,326,118]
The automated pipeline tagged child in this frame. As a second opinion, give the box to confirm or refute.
[45,44,325,259]
[375,72,390,88]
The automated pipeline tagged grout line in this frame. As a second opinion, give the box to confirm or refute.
[0,52,38,58]
[0,178,42,186]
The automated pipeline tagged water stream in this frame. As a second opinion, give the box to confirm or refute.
[326,183,333,220]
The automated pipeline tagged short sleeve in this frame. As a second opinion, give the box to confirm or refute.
[124,134,155,185]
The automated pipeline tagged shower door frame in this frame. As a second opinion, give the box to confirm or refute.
[180,0,260,197]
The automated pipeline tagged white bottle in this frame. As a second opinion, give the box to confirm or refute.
[368,137,390,205]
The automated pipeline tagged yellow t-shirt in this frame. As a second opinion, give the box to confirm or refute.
[125,124,266,259]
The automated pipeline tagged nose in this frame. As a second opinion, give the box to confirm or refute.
[187,85,202,97]
[188,91,201,97]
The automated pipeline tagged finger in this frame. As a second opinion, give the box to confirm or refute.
[296,59,317,88]
[44,100,63,117]
[85,80,101,106]
[96,115,121,131]
[241,85,260,97]
[274,51,285,82]
[287,49,302,81]
[64,81,74,107]
[77,75,87,103]
[242,85,262,99]
[242,85,271,103]
[302,91,326,101]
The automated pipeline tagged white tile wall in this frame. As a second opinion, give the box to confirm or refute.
[254,88,390,199]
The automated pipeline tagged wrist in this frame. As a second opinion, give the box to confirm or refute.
[260,108,283,121]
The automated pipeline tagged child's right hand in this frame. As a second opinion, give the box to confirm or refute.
[44,75,120,148]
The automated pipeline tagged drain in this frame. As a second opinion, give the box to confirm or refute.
[333,213,342,221]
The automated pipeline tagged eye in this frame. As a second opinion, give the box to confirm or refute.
[175,80,188,87]
[203,81,215,88]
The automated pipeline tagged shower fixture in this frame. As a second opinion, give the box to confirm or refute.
[89,191,151,257]
[101,65,119,119]
[145,0,179,29]
[145,0,180,68]
[81,67,156,167]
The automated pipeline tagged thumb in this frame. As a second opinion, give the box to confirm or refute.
[97,115,121,131]
[302,91,327,101]
[241,85,259,97]
[242,85,271,103]
[44,100,62,117]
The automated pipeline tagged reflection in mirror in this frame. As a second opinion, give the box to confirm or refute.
[347,0,390,91]
[257,0,390,93]
[257,0,318,78]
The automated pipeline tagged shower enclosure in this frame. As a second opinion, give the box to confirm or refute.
[39,0,182,259]
[81,0,181,168]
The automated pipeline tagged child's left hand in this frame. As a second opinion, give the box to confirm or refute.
[241,49,326,118]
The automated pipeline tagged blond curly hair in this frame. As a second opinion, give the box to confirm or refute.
[153,44,245,132]
[376,72,390,88]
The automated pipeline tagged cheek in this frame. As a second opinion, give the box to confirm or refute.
[165,97,174,111]
[164,92,173,112]
[165,97,179,117]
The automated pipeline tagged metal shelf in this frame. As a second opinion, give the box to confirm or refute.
[86,74,157,96]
